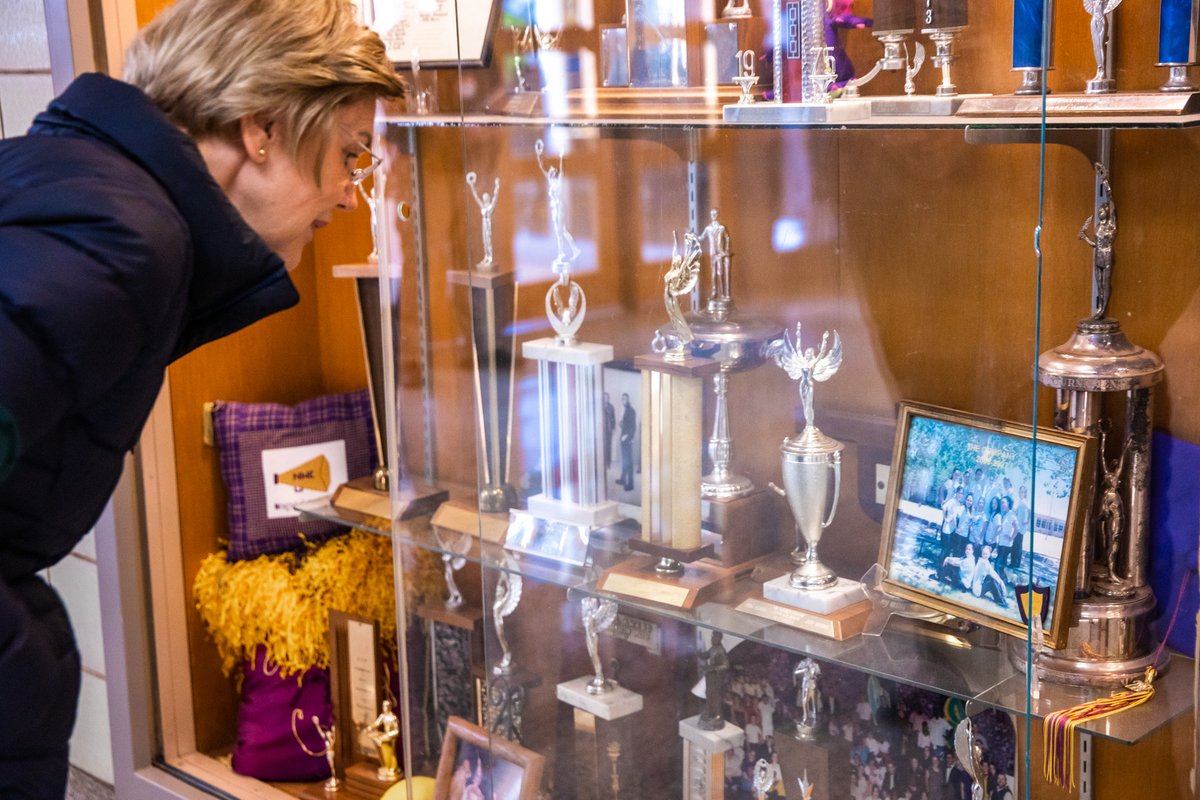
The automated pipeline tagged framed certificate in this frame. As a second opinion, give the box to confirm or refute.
[367,0,501,68]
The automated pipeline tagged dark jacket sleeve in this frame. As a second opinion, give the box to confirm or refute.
[0,167,190,459]
[0,405,14,485]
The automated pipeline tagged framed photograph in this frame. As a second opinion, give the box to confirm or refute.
[434,715,545,800]
[878,402,1096,649]
[602,361,642,516]
[366,0,501,68]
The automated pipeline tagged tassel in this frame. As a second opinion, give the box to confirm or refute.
[1042,667,1157,790]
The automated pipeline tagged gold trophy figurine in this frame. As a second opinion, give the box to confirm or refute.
[366,699,401,782]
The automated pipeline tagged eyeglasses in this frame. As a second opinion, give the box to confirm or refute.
[350,139,382,186]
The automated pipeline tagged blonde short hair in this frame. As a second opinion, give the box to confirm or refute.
[125,0,405,171]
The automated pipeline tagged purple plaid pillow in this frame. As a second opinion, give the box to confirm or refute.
[213,390,375,561]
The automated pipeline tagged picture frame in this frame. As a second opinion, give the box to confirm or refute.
[327,610,383,766]
[434,715,545,800]
[365,0,500,68]
[878,402,1096,649]
[602,361,642,517]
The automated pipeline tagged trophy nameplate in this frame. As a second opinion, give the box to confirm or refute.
[331,477,448,526]
[957,92,1200,116]
[432,497,509,544]
[598,554,735,609]
[735,595,872,640]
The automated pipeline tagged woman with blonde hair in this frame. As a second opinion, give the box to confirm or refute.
[0,2,402,795]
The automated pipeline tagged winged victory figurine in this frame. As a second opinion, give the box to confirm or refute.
[769,323,843,430]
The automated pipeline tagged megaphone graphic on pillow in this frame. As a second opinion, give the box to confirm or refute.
[274,454,331,492]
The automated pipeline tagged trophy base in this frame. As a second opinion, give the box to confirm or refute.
[598,553,732,609]
[735,594,872,641]
[331,476,448,525]
[1008,586,1163,687]
[486,89,544,117]
[722,98,870,123]
[1085,77,1116,94]
[299,780,376,800]
[527,494,621,526]
[505,508,627,566]
[344,762,401,795]
[561,86,746,118]
[416,602,484,633]
[431,497,510,544]
[446,267,517,289]
[957,91,1200,116]
[679,716,743,800]
[557,676,644,720]
[867,92,988,116]
[701,487,780,567]
[762,574,867,613]
[776,730,851,800]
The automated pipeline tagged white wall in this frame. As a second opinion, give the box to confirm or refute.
[4,0,116,784]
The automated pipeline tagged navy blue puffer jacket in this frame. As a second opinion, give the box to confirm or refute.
[0,73,300,578]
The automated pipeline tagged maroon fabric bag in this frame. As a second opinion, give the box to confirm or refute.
[230,646,333,781]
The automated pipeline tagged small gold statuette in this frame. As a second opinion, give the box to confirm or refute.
[367,699,401,782]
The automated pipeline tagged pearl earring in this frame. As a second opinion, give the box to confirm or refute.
[258,147,266,157]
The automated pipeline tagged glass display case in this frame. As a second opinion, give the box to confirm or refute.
[116,1,1200,799]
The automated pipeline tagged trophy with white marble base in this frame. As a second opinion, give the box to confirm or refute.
[735,325,870,639]
[505,141,624,564]
[598,234,727,609]
[556,597,644,800]
[1015,163,1167,686]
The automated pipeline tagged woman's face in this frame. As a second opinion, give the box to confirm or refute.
[233,97,375,269]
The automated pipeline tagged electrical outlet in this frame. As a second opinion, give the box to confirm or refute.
[875,464,890,506]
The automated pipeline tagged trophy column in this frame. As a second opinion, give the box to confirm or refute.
[1158,0,1200,91]
[679,631,741,800]
[556,598,643,800]
[775,659,850,800]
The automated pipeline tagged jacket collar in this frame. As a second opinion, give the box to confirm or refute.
[35,73,299,359]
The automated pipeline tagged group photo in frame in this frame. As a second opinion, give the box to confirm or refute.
[878,402,1096,648]
[434,716,544,800]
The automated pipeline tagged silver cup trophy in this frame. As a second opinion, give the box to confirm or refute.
[769,324,844,590]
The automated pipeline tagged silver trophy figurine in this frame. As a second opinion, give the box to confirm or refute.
[535,140,580,276]
[492,567,523,676]
[581,597,619,694]
[466,172,500,271]
[793,657,821,739]
[436,530,472,610]
[1084,0,1122,94]
[768,324,844,589]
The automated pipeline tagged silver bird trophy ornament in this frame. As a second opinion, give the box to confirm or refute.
[581,596,620,694]
[769,324,844,589]
[492,567,523,676]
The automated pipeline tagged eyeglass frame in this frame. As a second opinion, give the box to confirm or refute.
[349,138,382,186]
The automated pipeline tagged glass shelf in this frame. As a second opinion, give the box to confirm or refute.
[380,110,1200,131]
[300,499,1191,745]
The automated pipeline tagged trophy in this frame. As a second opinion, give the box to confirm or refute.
[1084,0,1122,94]
[484,564,541,745]
[555,595,644,799]
[1024,162,1167,686]
[598,234,729,610]
[505,140,622,565]
[365,701,401,783]
[1012,0,1054,95]
[770,324,845,590]
[775,656,850,800]
[1158,0,1200,91]
[841,0,923,97]
[705,0,767,85]
[679,631,742,800]
[292,711,341,795]
[330,173,447,524]
[733,50,759,103]
[726,0,869,121]
[652,211,782,567]
[921,0,969,98]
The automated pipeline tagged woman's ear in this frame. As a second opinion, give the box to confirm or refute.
[239,115,274,163]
